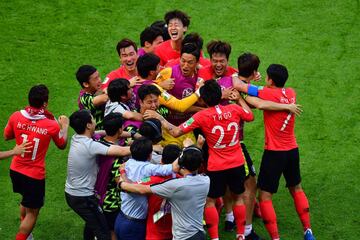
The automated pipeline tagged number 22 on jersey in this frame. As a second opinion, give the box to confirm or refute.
[211,122,239,149]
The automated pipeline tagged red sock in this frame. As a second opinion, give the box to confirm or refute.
[259,200,279,239]
[15,233,28,240]
[215,197,224,215]
[204,206,219,239]
[293,191,311,230]
[233,204,246,235]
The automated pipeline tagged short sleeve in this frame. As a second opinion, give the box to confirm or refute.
[89,140,109,156]
[179,113,201,133]
[150,178,178,199]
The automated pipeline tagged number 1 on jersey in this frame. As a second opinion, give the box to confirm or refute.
[21,134,39,160]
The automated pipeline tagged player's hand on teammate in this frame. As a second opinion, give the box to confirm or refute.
[13,141,32,156]
[143,110,163,121]
[158,78,175,90]
[221,87,233,99]
[153,144,163,154]
[228,89,241,101]
[58,115,69,128]
[253,71,261,81]
[196,134,205,149]
[172,158,181,173]
[129,76,146,87]
[183,138,195,148]
[288,104,303,116]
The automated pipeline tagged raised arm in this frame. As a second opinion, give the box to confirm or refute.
[143,110,184,138]
[55,115,69,149]
[245,96,302,116]
[119,181,152,195]
[157,86,200,112]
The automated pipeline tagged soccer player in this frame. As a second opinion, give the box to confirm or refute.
[155,10,190,66]
[144,80,254,240]
[94,113,126,240]
[138,26,164,56]
[0,142,31,160]
[118,145,210,240]
[102,38,142,90]
[76,65,108,130]
[233,64,315,240]
[65,109,130,240]
[4,84,69,240]
[114,137,180,240]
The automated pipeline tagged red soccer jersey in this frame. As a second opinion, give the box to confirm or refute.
[258,87,298,150]
[164,55,212,69]
[155,40,180,67]
[140,175,173,240]
[101,65,132,89]
[198,65,238,81]
[180,104,254,171]
[4,111,65,180]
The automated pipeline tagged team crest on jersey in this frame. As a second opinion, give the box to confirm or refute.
[182,88,194,98]
[182,117,194,128]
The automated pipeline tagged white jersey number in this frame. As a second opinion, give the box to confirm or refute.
[211,122,239,149]
[21,134,39,160]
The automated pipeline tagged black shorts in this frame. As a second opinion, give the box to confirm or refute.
[104,209,120,231]
[257,148,301,193]
[207,165,245,198]
[10,169,45,209]
[241,143,256,177]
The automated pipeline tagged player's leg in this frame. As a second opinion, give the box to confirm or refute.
[257,150,284,240]
[227,165,247,240]
[223,188,235,232]
[204,170,226,240]
[284,148,315,240]
[17,207,40,238]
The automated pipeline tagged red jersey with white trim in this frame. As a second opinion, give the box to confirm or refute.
[139,175,173,240]
[4,111,65,180]
[180,104,254,171]
[155,40,180,67]
[101,65,131,89]
[198,65,237,81]
[258,87,298,150]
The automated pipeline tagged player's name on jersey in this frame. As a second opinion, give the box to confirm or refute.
[16,122,48,135]
[212,111,232,121]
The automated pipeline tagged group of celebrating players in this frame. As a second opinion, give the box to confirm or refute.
[3,9,316,240]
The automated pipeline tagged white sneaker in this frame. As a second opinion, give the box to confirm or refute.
[26,233,34,240]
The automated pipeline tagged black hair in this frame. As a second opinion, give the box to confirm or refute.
[199,80,222,106]
[266,64,289,87]
[139,118,163,144]
[162,144,182,164]
[103,112,124,136]
[182,32,203,51]
[178,145,203,171]
[116,38,137,56]
[107,78,130,102]
[140,26,163,47]
[130,137,153,161]
[136,53,160,79]
[28,84,49,108]
[164,10,190,27]
[181,43,200,61]
[137,84,161,101]
[69,109,93,134]
[207,40,232,60]
[237,53,260,78]
[76,65,97,88]
[151,20,170,41]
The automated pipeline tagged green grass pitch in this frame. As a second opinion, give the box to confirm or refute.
[0,0,359,239]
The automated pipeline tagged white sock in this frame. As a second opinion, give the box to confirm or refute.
[211,238,219,240]
[236,234,244,240]
[304,228,313,234]
[225,211,234,222]
[244,224,252,236]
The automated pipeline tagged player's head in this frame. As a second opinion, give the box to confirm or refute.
[139,118,163,144]
[107,78,132,103]
[28,84,49,108]
[69,109,95,135]
[140,26,164,53]
[162,144,182,164]
[266,64,288,87]
[180,43,200,77]
[103,112,124,137]
[136,53,160,79]
[116,38,138,73]
[182,32,203,51]
[178,145,203,172]
[207,40,232,78]
[138,84,161,112]
[151,20,171,41]
[130,137,153,161]
[76,65,101,92]
[164,10,190,42]
[237,52,260,78]
[199,80,222,107]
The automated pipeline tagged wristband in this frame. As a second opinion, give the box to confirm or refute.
[247,84,259,97]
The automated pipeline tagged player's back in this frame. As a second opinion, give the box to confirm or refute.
[258,87,298,150]
[6,111,62,179]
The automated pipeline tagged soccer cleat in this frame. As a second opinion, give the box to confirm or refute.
[304,229,316,240]
[245,229,262,240]
[224,220,236,232]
